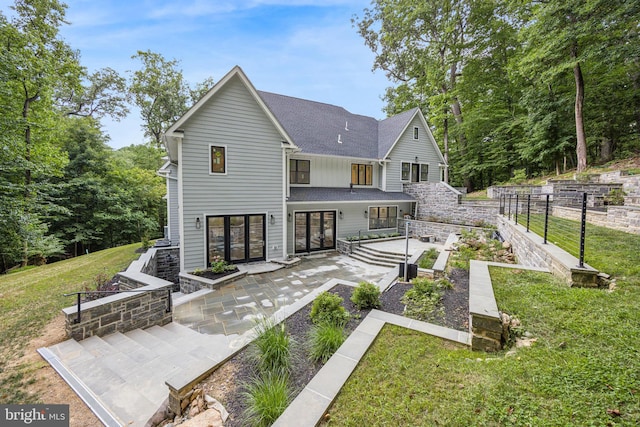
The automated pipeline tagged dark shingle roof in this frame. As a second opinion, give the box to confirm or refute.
[288,187,415,203]
[258,91,381,159]
[378,108,419,158]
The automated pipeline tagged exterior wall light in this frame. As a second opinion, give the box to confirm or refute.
[270,214,275,225]
[364,210,368,218]
[287,213,292,222]
[339,211,343,220]
[415,156,419,163]
[195,217,201,229]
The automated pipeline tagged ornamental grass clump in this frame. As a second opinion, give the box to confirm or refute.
[252,318,292,375]
[310,291,350,326]
[308,322,346,363]
[350,281,381,310]
[242,372,291,427]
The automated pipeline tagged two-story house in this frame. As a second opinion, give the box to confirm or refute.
[160,66,446,272]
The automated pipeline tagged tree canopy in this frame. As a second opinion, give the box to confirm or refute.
[354,0,640,189]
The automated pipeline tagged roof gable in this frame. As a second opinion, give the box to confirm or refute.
[164,66,294,147]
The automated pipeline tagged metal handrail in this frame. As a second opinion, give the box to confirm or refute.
[64,288,173,324]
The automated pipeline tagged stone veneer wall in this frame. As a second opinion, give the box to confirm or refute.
[488,182,623,209]
[62,246,180,340]
[403,182,499,226]
[597,171,640,206]
[63,279,173,340]
[398,218,491,242]
[553,205,640,235]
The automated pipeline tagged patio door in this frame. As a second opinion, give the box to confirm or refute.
[207,214,265,264]
[295,211,335,253]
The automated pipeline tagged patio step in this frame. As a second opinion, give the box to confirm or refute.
[41,322,232,427]
[350,246,405,268]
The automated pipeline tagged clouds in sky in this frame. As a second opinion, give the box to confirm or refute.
[0,0,390,148]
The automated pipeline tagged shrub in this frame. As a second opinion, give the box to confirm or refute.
[418,248,439,270]
[310,291,350,326]
[350,281,381,310]
[209,255,237,273]
[252,319,292,375]
[401,277,452,321]
[242,372,291,427]
[308,322,346,363]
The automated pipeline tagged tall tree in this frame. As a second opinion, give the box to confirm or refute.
[0,0,81,266]
[129,50,189,147]
[355,0,473,188]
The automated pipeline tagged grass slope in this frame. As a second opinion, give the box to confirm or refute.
[0,243,141,402]
[324,226,640,426]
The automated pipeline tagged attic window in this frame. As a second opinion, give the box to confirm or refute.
[210,145,226,174]
[413,127,419,140]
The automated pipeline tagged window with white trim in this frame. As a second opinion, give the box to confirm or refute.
[368,206,398,230]
[290,159,310,184]
[210,146,226,174]
[351,163,372,185]
[420,164,429,181]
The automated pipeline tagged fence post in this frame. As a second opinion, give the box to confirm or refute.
[543,194,550,244]
[166,289,172,313]
[508,195,512,220]
[75,293,81,324]
[515,194,519,224]
[579,192,587,268]
[526,194,531,232]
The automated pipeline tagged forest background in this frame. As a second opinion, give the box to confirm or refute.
[1,0,638,272]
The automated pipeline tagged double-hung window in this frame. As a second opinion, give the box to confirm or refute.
[290,159,310,184]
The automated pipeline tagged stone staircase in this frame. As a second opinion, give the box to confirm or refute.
[38,321,235,427]
[350,245,406,268]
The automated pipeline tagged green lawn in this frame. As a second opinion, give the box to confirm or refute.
[324,226,640,425]
[0,243,141,402]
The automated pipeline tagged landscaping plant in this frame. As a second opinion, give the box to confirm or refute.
[350,281,381,310]
[242,372,291,427]
[309,291,350,326]
[308,322,346,363]
[401,277,452,322]
[252,318,292,375]
[418,248,439,269]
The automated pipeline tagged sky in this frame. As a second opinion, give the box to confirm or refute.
[2,0,391,149]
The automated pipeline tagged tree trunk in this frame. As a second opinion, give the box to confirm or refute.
[572,44,587,173]
[443,115,449,183]
[600,137,613,163]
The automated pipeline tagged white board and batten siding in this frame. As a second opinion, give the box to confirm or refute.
[179,75,285,272]
[385,116,443,192]
[290,155,380,189]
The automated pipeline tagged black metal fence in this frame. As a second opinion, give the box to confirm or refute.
[499,192,588,268]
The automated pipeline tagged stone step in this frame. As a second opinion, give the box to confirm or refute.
[355,244,407,259]
[350,252,398,268]
[173,288,213,306]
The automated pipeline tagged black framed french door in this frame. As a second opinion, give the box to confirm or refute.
[294,211,336,253]
[207,214,266,264]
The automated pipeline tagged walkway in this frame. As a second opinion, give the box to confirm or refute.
[173,252,390,337]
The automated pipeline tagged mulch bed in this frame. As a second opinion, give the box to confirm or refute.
[198,268,469,426]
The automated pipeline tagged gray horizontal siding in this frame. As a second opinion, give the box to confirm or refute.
[385,116,442,192]
[167,164,180,246]
[285,201,412,254]
[180,75,284,271]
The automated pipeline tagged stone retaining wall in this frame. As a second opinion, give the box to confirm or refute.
[63,280,173,341]
[179,270,246,294]
[398,218,491,243]
[124,246,180,288]
[403,182,500,226]
[597,171,640,205]
[553,205,640,235]
[489,182,623,209]
[497,216,599,286]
